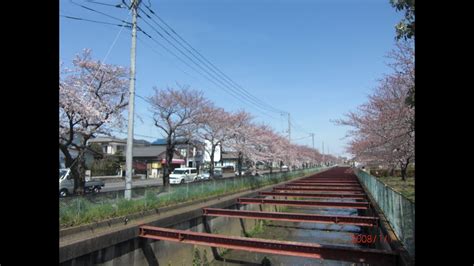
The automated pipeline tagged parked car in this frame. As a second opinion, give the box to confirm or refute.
[221,165,235,173]
[197,168,223,180]
[59,168,105,197]
[169,167,198,184]
[235,167,254,176]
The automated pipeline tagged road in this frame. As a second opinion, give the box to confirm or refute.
[101,178,163,192]
[99,169,290,192]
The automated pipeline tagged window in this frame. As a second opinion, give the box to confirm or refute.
[191,169,197,174]
[172,169,187,174]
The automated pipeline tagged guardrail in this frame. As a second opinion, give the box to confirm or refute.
[355,169,415,257]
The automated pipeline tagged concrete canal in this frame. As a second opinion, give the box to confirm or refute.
[60,167,405,266]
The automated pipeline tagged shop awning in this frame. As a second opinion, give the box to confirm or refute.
[161,159,185,164]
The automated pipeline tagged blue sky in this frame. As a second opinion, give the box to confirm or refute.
[60,0,403,158]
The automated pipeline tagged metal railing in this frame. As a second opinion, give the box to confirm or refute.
[355,169,415,257]
[60,167,328,227]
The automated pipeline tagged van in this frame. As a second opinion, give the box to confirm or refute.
[59,168,105,197]
[169,168,198,184]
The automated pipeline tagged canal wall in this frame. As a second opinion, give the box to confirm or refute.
[60,169,330,266]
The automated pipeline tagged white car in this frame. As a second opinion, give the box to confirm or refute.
[197,168,223,180]
[169,168,198,184]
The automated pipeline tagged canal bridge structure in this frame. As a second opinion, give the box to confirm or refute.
[139,166,411,265]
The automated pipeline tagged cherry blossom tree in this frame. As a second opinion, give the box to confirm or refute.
[223,111,254,176]
[336,40,414,180]
[148,86,210,187]
[60,49,129,193]
[197,106,237,179]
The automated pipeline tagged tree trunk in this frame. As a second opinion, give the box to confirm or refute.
[164,140,174,188]
[237,152,243,177]
[400,158,410,181]
[60,144,74,168]
[209,145,215,179]
[73,151,86,195]
[269,162,273,174]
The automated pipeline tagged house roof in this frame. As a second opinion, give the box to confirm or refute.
[133,146,167,157]
[152,138,189,145]
[133,146,183,159]
[88,137,150,145]
[151,138,167,145]
[151,138,203,146]
[221,152,239,160]
[89,137,126,143]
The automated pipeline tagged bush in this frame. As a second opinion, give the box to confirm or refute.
[370,168,414,178]
[60,168,323,227]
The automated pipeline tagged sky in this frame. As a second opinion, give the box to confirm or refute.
[60,0,403,159]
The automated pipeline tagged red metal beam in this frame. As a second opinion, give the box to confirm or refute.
[202,208,378,227]
[296,180,359,184]
[260,191,367,200]
[139,226,397,265]
[274,187,364,193]
[287,183,362,188]
[285,184,362,189]
[237,198,370,209]
[299,180,359,183]
[301,178,359,182]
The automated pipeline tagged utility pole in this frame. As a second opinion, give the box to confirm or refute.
[287,113,291,170]
[311,133,315,149]
[287,113,291,143]
[125,0,140,200]
[322,141,325,164]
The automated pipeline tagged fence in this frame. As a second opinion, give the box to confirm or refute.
[60,167,328,228]
[355,169,415,257]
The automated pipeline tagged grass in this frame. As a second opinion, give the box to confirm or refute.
[375,176,415,202]
[60,167,324,228]
[244,220,267,237]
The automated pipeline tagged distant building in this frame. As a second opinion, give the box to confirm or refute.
[151,138,205,170]
[217,151,239,167]
[133,145,185,178]
[87,137,149,155]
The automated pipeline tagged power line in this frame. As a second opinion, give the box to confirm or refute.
[61,14,131,28]
[69,0,131,25]
[109,128,157,140]
[66,1,283,122]
[63,2,310,126]
[85,0,126,8]
[139,6,285,115]
[135,20,280,121]
[290,117,312,135]
[136,35,199,81]
[137,14,272,116]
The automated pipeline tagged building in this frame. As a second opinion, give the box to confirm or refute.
[217,151,239,168]
[133,145,186,178]
[59,134,96,169]
[87,137,150,155]
[150,138,205,170]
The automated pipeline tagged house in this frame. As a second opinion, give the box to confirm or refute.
[133,145,186,178]
[87,137,150,155]
[217,151,239,168]
[151,138,205,170]
[59,134,96,169]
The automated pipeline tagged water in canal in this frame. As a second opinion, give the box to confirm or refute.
[210,199,375,266]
